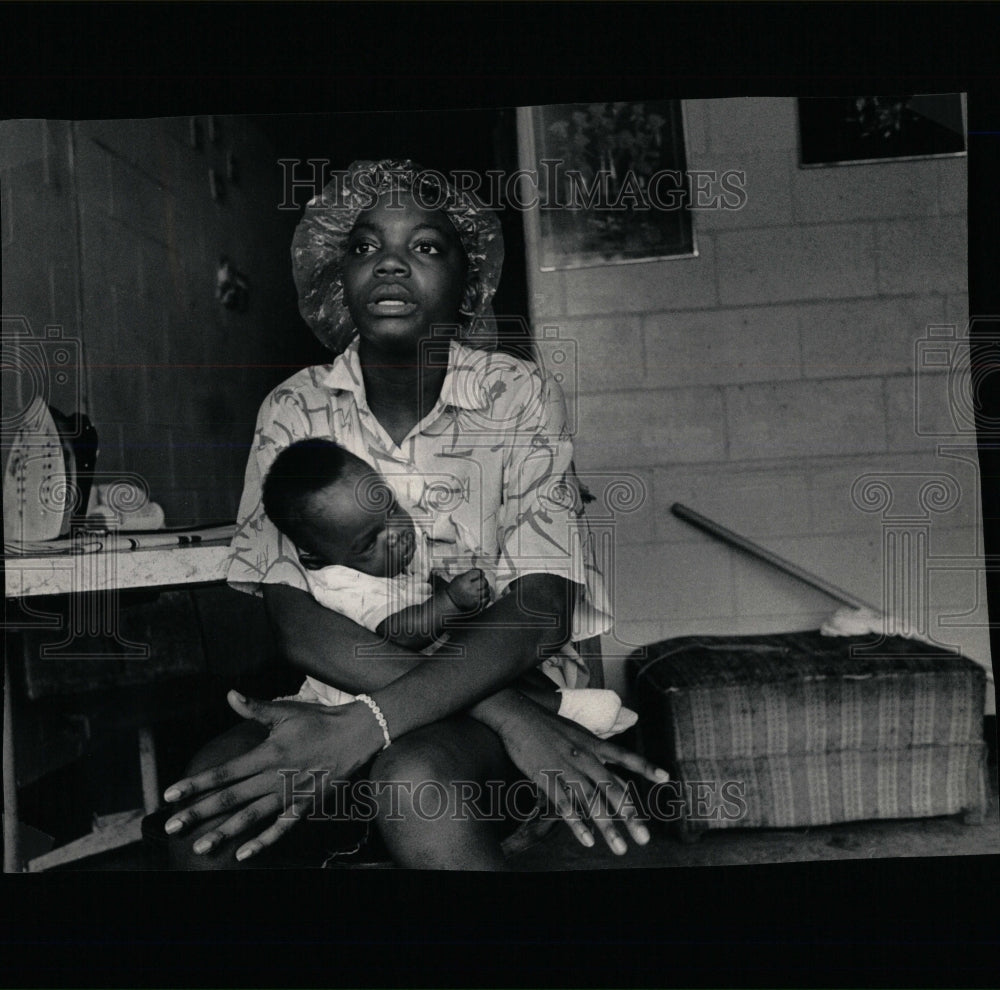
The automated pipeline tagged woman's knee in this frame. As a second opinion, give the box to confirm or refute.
[155,722,269,870]
[367,719,509,823]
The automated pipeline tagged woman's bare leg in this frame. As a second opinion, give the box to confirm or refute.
[368,716,522,871]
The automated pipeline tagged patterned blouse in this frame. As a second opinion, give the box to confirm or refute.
[227,338,613,650]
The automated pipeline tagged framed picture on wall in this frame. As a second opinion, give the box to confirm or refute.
[523,101,695,270]
[798,94,967,167]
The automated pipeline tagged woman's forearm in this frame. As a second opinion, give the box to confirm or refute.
[263,583,427,691]
[368,574,573,741]
[260,582,560,735]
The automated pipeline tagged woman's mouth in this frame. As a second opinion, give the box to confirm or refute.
[366,299,418,318]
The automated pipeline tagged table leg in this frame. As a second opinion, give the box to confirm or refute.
[3,652,23,873]
[138,725,159,814]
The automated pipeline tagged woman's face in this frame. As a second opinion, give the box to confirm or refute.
[341,190,471,354]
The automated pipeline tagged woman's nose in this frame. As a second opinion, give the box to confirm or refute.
[374,251,409,276]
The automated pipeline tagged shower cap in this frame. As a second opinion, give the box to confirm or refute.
[291,159,505,353]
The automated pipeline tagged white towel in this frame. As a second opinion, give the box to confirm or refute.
[821,606,994,683]
[557,688,638,739]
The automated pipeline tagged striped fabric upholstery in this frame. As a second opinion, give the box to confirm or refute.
[629,632,988,831]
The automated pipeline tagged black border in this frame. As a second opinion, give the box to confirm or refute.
[2,2,998,986]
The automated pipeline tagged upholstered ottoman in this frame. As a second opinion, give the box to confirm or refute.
[628,631,989,839]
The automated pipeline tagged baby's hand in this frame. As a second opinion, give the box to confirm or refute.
[445,568,492,611]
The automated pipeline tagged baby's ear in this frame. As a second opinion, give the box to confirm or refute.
[298,550,328,571]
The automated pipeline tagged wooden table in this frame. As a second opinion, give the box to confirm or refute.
[3,540,233,872]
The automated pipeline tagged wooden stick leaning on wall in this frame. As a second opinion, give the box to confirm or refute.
[669,502,879,611]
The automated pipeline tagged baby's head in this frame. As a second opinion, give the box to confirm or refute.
[262,439,416,577]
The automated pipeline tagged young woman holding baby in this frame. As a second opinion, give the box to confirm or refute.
[158,160,668,870]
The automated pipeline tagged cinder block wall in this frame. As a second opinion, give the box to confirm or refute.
[523,98,988,707]
[2,116,325,526]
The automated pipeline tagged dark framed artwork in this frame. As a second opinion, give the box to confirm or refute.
[798,94,967,167]
[526,101,695,270]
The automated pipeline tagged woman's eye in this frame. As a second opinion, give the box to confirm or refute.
[413,241,441,255]
[349,241,376,255]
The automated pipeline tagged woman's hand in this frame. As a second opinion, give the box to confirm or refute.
[492,695,670,856]
[161,691,384,862]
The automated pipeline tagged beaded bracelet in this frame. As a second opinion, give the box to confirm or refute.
[355,693,392,750]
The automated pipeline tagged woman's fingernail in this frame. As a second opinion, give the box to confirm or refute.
[636,825,651,844]
[580,830,595,848]
[655,769,670,782]
[231,691,246,704]
[164,818,183,834]
[164,786,183,802]
[193,838,212,855]
[611,836,627,855]
[236,845,257,862]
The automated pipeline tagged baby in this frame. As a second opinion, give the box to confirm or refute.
[261,438,636,738]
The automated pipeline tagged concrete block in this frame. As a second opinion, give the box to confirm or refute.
[791,158,939,223]
[544,315,644,394]
[575,386,727,469]
[93,420,125,473]
[807,450,982,536]
[1,172,12,249]
[41,121,73,192]
[47,254,80,328]
[944,293,968,328]
[113,285,169,369]
[653,463,813,542]
[703,98,798,153]
[73,137,113,218]
[799,295,946,379]
[564,239,716,315]
[529,268,565,317]
[937,156,968,216]
[680,99,710,157]
[0,119,43,170]
[77,119,170,181]
[928,561,985,612]
[731,532,883,616]
[929,524,985,561]
[86,356,152,427]
[80,273,123,366]
[726,378,886,459]
[573,468,658,548]
[160,114,197,149]
[717,223,878,305]
[885,371,969,449]
[688,149,793,233]
[716,613,835,636]
[643,304,800,388]
[77,119,135,159]
[603,620,666,657]
[2,216,58,336]
[78,214,143,299]
[162,132,216,208]
[876,217,967,295]
[122,422,180,513]
[109,155,171,244]
[609,539,735,623]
